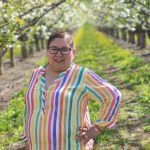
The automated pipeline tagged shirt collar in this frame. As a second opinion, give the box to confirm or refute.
[40,62,75,78]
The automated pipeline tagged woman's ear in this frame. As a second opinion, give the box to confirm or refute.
[72,48,76,56]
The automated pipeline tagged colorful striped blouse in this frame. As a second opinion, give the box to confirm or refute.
[21,63,122,150]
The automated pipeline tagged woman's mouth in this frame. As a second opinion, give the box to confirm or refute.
[55,59,64,63]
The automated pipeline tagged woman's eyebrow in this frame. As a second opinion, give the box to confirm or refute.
[50,46,70,49]
[49,46,58,48]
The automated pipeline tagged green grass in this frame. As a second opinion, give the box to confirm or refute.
[0,91,25,150]
[0,24,150,149]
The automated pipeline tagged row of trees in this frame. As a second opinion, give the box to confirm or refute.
[0,0,149,75]
[0,0,88,75]
[89,0,150,48]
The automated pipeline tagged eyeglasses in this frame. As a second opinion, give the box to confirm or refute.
[47,46,72,55]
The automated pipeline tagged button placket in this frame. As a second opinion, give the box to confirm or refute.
[39,63,74,116]
[40,78,47,116]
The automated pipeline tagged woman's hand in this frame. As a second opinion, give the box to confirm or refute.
[76,124,104,145]
[25,144,29,150]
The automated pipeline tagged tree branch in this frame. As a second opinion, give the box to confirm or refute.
[47,13,64,29]
[0,0,66,30]
[19,5,44,18]
[20,0,66,30]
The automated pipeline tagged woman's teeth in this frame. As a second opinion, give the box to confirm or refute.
[55,59,63,62]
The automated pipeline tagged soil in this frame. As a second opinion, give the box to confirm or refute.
[113,38,150,63]
[0,50,45,112]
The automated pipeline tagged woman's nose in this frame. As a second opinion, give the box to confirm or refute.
[55,50,63,56]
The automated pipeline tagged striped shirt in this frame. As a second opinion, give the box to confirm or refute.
[21,63,122,150]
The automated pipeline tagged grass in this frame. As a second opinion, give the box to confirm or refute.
[0,91,25,149]
[0,24,150,149]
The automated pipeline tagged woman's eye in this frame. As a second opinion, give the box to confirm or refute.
[62,49,68,52]
[51,48,58,51]
[62,48,70,51]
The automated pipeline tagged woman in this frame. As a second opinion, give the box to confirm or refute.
[21,32,122,150]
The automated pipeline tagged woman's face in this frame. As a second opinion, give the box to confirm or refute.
[46,37,75,72]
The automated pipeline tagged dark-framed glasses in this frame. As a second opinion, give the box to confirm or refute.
[47,46,72,55]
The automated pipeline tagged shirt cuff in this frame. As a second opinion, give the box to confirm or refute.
[20,133,29,144]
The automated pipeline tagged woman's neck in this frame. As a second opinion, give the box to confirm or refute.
[45,64,59,77]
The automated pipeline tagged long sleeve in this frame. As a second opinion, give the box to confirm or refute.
[20,101,29,144]
[20,70,36,144]
[85,69,122,128]
[20,70,35,144]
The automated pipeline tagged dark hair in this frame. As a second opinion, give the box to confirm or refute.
[47,31,74,48]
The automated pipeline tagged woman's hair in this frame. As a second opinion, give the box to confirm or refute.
[47,31,74,48]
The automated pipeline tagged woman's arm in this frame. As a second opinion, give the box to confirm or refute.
[20,104,29,145]
[76,69,122,144]
[20,70,35,147]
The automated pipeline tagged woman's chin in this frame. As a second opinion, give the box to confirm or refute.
[54,66,69,72]
[48,62,71,73]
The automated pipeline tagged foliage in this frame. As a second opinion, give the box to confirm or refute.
[0,90,25,149]
[0,0,150,50]
[0,0,88,49]
[89,0,150,31]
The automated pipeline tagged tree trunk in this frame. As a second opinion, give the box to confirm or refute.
[128,31,135,44]
[0,48,7,75]
[121,29,127,41]
[41,38,45,50]
[137,30,146,48]
[0,57,2,75]
[34,34,40,51]
[116,29,119,39]
[10,47,15,67]
[137,31,141,46]
[110,28,114,37]
[141,31,146,48]
[29,41,34,55]
[108,28,112,36]
[21,42,28,59]
[105,28,109,35]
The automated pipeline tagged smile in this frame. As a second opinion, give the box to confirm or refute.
[55,59,64,62]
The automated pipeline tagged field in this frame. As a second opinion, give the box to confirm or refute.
[0,25,150,150]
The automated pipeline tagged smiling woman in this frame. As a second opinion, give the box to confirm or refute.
[21,31,122,150]
[46,32,75,74]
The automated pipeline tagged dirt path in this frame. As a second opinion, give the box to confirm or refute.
[0,50,45,112]
[113,38,150,63]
